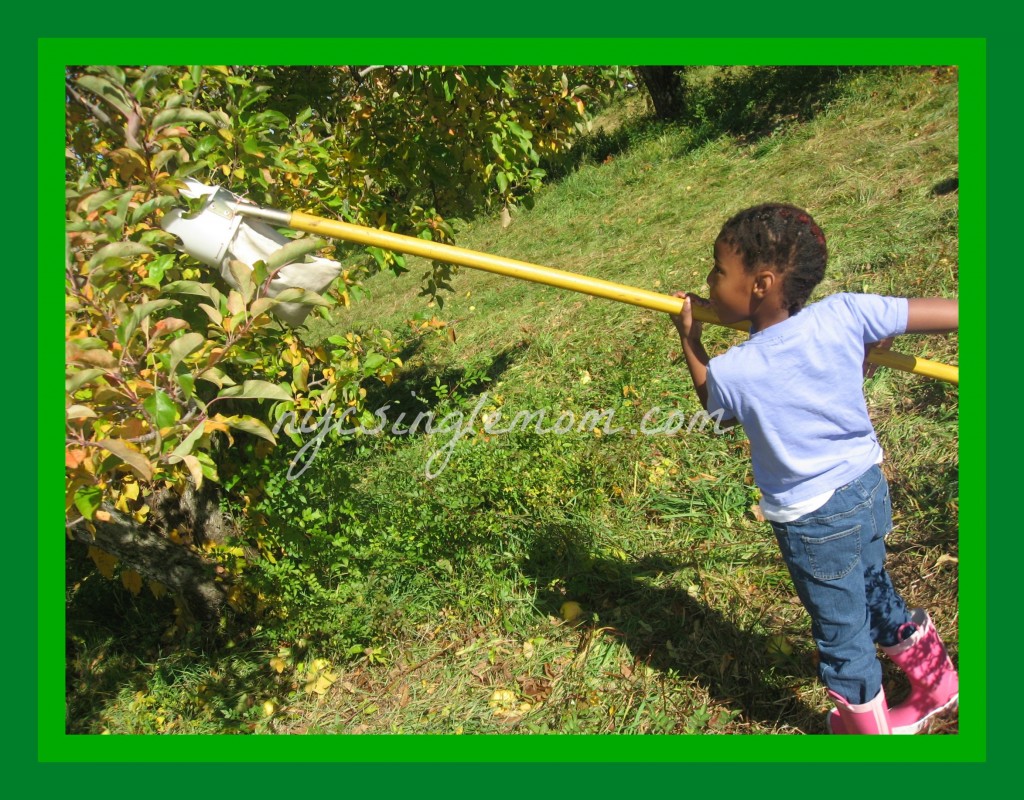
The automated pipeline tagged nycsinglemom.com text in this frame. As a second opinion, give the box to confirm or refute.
[274,392,731,480]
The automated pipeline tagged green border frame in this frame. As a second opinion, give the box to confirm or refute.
[41,38,983,768]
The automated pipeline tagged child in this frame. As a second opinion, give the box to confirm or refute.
[670,203,959,734]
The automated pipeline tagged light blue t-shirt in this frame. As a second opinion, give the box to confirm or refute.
[706,293,909,507]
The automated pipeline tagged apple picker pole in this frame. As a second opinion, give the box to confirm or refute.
[162,180,959,385]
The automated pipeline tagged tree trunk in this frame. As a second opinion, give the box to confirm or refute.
[635,66,687,120]
[69,490,233,621]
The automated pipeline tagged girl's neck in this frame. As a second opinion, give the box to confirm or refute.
[748,297,791,333]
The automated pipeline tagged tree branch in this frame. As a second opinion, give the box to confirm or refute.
[66,81,113,126]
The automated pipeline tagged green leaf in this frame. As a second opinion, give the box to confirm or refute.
[228,260,255,302]
[242,136,266,156]
[169,332,205,373]
[198,303,224,326]
[168,422,205,461]
[271,287,332,307]
[152,107,219,129]
[251,260,269,287]
[220,415,277,444]
[88,241,154,271]
[96,438,154,481]
[176,372,196,400]
[74,485,103,521]
[118,299,180,348]
[66,404,98,421]
[217,380,292,403]
[132,66,170,99]
[197,367,234,388]
[76,75,133,117]
[362,352,387,374]
[163,280,222,304]
[264,238,329,271]
[131,196,180,225]
[67,368,107,394]
[143,389,178,428]
[368,246,387,270]
[506,120,531,140]
[495,171,509,193]
[140,253,176,287]
[249,297,277,318]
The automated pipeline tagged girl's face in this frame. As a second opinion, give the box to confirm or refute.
[706,240,755,324]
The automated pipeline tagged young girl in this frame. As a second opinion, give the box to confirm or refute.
[670,203,959,734]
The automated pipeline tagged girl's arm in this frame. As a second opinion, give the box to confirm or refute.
[670,293,737,427]
[676,295,711,409]
[906,297,958,334]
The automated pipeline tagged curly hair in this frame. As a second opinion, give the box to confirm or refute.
[716,203,828,315]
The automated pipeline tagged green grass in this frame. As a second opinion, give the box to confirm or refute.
[66,66,959,736]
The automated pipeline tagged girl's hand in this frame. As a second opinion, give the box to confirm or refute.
[863,337,895,379]
[670,292,708,344]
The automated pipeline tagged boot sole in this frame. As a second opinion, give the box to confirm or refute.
[889,692,959,735]
[826,693,959,735]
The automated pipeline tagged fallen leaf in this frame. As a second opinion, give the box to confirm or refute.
[470,659,490,682]
[516,675,552,701]
[269,657,288,674]
[88,546,118,579]
[121,569,143,595]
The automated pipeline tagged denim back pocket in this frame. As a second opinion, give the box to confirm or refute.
[799,524,862,581]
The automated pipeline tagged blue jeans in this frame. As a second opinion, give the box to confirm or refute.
[770,464,911,705]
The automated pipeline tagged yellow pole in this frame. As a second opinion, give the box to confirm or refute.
[235,205,959,385]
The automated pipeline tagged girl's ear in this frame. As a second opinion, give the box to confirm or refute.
[752,270,776,298]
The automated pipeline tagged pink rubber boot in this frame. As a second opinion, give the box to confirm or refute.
[882,608,959,734]
[826,687,892,734]
[828,609,958,735]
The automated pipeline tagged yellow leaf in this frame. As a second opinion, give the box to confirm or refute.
[182,454,204,490]
[148,580,167,599]
[305,672,338,695]
[89,546,118,579]
[226,585,245,611]
[121,569,143,595]
[109,147,148,182]
[269,656,288,674]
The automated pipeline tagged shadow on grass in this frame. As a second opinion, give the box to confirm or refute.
[522,532,823,733]
[545,66,879,181]
[65,538,277,734]
[681,65,876,150]
[359,341,527,425]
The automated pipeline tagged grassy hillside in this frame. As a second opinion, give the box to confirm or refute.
[67,66,959,735]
